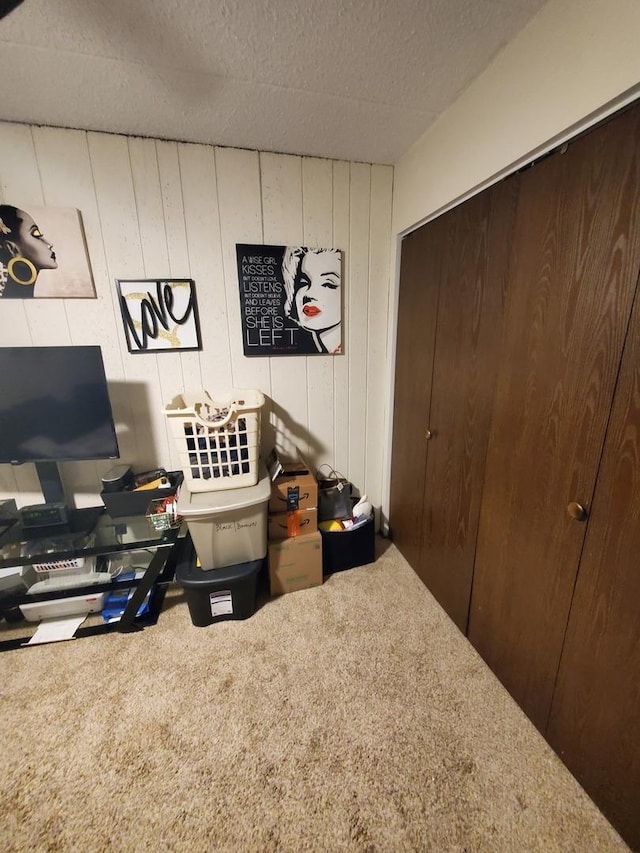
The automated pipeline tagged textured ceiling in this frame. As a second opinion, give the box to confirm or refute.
[0,0,548,164]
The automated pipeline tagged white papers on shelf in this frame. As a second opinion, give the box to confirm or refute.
[24,615,87,646]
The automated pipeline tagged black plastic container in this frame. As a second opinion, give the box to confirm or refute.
[175,548,263,626]
[100,471,183,518]
[319,515,375,575]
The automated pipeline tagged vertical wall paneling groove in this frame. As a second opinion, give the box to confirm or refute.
[261,152,307,459]
[33,129,107,340]
[155,140,194,413]
[157,142,189,275]
[347,163,371,492]
[366,165,393,509]
[127,137,175,471]
[214,147,271,403]
[31,128,94,345]
[33,127,117,502]
[129,139,168,275]
[0,123,393,513]
[117,141,170,471]
[303,157,335,465]
[0,127,28,498]
[4,127,66,348]
[332,161,351,477]
[0,131,30,499]
[87,131,147,471]
[0,123,43,209]
[179,143,229,392]
[157,141,201,398]
[0,125,57,502]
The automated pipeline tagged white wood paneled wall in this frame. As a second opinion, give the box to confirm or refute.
[0,123,393,513]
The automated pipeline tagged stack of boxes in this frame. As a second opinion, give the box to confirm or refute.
[167,386,373,625]
[267,458,323,595]
[177,453,325,624]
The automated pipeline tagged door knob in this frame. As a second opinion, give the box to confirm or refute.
[567,501,588,522]
[425,429,433,440]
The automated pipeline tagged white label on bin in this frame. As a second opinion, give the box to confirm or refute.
[210,590,233,617]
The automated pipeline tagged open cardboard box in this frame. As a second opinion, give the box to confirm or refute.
[266,448,318,514]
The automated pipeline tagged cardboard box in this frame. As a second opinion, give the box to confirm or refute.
[269,465,318,514]
[268,508,318,540]
[268,531,323,595]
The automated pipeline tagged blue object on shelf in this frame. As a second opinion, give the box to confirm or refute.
[101,572,152,623]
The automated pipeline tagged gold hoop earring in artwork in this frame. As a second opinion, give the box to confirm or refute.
[7,256,37,285]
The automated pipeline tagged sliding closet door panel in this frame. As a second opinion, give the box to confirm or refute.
[468,103,640,731]
[418,177,519,631]
[546,282,640,851]
[389,219,446,569]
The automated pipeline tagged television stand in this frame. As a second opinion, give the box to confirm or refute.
[0,506,185,651]
[16,505,105,541]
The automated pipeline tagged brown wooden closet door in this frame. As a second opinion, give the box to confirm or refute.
[546,281,640,852]
[389,219,446,569]
[468,103,640,732]
[417,178,519,631]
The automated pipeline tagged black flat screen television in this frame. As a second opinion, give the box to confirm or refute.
[0,346,119,511]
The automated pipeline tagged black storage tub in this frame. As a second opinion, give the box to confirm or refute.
[175,545,263,626]
[319,514,375,575]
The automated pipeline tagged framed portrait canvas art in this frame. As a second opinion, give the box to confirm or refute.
[236,244,343,356]
[116,278,202,354]
[0,205,95,298]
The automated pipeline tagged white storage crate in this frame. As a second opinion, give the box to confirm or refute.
[162,389,264,493]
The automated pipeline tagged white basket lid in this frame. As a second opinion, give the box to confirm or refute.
[178,463,271,517]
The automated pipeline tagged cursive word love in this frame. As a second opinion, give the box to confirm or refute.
[120,280,196,351]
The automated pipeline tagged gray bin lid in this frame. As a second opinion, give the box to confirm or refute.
[177,462,271,518]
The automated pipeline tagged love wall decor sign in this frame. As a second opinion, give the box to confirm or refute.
[116,278,202,353]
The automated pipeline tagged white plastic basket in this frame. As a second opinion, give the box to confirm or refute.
[27,534,96,574]
[32,556,87,573]
[162,389,264,493]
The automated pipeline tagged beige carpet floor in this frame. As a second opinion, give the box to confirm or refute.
[0,538,628,852]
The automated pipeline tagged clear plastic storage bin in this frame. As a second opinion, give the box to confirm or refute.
[163,389,264,493]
